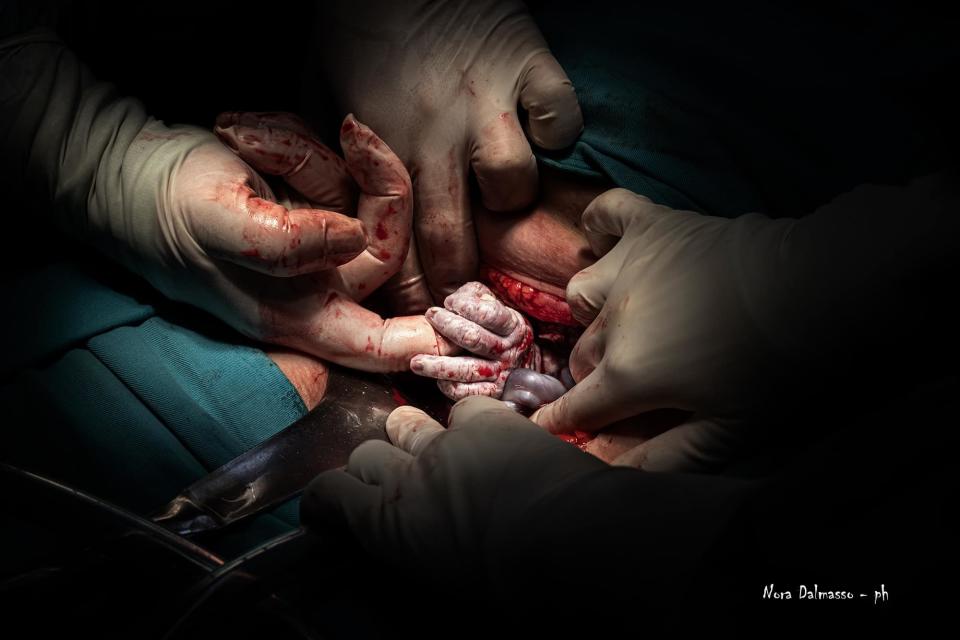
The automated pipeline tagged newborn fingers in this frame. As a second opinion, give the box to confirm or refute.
[437,379,506,401]
[426,307,531,360]
[443,281,518,335]
[410,355,504,383]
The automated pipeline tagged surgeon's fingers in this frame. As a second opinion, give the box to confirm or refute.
[448,395,536,431]
[518,52,584,151]
[611,418,747,473]
[411,144,478,302]
[581,188,663,256]
[564,305,615,382]
[564,239,634,326]
[214,111,357,213]
[386,406,445,456]
[470,108,538,212]
[300,469,381,534]
[377,239,435,315]
[335,115,413,300]
[438,379,504,401]
[530,363,650,434]
[200,179,367,275]
[443,281,519,336]
[346,439,414,486]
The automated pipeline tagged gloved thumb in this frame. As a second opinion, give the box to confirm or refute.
[179,143,368,276]
[565,189,667,325]
[519,52,583,150]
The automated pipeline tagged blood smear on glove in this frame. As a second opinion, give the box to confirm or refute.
[481,266,578,326]
[555,430,595,451]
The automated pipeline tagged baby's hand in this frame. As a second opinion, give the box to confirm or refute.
[410,282,540,400]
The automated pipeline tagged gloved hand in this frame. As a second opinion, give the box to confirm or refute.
[301,396,607,582]
[409,281,540,400]
[302,395,754,596]
[107,115,458,371]
[314,0,583,306]
[533,179,960,470]
[0,34,453,371]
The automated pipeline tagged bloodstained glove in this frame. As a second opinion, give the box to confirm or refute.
[0,32,453,371]
[313,0,584,307]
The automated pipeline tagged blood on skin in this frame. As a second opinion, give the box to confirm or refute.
[375,221,389,240]
[477,365,495,377]
[481,266,578,326]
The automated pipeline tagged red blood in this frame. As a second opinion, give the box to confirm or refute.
[241,248,261,258]
[555,430,596,451]
[379,249,392,260]
[341,119,356,134]
[481,266,578,326]
[357,282,366,290]
[375,222,389,240]
[390,388,408,406]
[477,365,495,377]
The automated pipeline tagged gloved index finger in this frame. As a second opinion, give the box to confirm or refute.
[448,395,539,432]
[386,406,445,456]
[530,364,648,435]
[518,52,584,151]
[300,468,381,535]
[346,440,413,486]
[470,107,538,212]
[581,188,662,257]
[411,144,478,302]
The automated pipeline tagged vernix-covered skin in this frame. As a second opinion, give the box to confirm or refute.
[411,281,540,400]
[315,0,583,307]
[125,113,453,372]
[205,114,457,371]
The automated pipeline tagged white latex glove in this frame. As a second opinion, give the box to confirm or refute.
[301,396,752,594]
[533,179,960,469]
[314,0,584,306]
[0,34,453,371]
[409,281,540,400]
[301,397,606,581]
